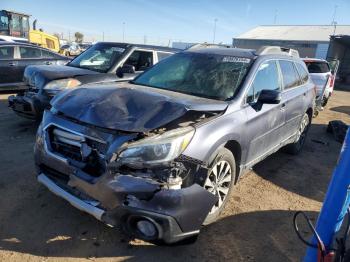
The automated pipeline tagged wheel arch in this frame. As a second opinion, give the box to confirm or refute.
[207,139,243,184]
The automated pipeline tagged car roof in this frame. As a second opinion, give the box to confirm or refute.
[94,41,180,52]
[0,41,38,47]
[184,47,257,59]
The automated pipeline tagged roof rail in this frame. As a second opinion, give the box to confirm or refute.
[256,46,300,58]
[187,43,231,50]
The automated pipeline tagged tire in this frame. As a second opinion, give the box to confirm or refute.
[321,96,329,107]
[203,147,236,225]
[285,112,311,155]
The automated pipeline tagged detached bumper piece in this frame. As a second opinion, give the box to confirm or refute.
[8,93,45,119]
[38,172,217,244]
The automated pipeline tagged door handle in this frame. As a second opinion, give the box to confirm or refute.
[8,62,18,66]
[45,61,53,65]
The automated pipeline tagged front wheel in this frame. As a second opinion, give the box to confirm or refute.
[284,112,311,155]
[203,148,236,225]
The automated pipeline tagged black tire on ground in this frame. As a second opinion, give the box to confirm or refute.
[321,96,329,107]
[284,112,311,155]
[203,147,236,225]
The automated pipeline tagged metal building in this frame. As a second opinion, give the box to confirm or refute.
[233,25,350,59]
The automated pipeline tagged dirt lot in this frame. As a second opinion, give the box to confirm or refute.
[0,89,349,262]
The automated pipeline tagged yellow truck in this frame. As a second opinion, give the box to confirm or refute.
[0,10,60,52]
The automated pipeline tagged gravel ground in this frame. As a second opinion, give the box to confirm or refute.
[0,89,349,262]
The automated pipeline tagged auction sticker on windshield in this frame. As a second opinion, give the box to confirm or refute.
[222,57,251,63]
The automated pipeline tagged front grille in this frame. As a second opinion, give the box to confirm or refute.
[50,128,85,161]
[47,126,107,177]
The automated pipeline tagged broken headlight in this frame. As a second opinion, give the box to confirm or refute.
[44,78,81,94]
[119,126,195,165]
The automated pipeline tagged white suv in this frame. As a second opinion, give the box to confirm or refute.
[303,58,335,107]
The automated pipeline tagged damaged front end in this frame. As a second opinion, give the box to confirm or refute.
[35,100,220,243]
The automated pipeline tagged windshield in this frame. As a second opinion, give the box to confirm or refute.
[133,52,251,100]
[304,61,330,74]
[68,43,127,73]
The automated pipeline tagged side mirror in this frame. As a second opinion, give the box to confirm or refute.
[257,89,281,104]
[122,64,136,74]
[117,64,136,78]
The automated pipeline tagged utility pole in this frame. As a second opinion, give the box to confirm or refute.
[102,31,105,41]
[122,22,125,42]
[213,18,218,44]
[273,9,278,24]
[331,5,338,35]
[331,5,338,25]
[144,35,147,44]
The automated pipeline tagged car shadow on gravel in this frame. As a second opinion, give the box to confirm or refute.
[330,106,350,116]
[253,123,342,203]
[0,201,316,261]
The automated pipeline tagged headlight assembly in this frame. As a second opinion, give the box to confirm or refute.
[118,126,195,165]
[44,78,81,94]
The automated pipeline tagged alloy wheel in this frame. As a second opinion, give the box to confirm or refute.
[204,160,232,215]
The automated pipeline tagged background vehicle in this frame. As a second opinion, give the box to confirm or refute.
[34,46,315,244]
[0,10,60,52]
[303,58,336,106]
[8,42,178,118]
[0,41,69,91]
[59,42,81,56]
[78,43,91,52]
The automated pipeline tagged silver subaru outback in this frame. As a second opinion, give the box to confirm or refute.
[34,46,315,244]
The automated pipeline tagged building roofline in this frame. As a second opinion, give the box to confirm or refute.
[259,24,350,27]
[232,37,330,43]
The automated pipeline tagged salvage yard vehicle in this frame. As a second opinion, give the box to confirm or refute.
[35,46,315,244]
[303,58,337,107]
[8,42,178,119]
[0,41,69,92]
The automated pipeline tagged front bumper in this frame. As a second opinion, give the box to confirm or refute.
[34,113,216,244]
[37,170,215,244]
[8,91,49,119]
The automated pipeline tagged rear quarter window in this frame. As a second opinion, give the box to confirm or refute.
[157,52,172,61]
[304,61,330,73]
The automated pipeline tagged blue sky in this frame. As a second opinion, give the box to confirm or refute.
[2,0,350,45]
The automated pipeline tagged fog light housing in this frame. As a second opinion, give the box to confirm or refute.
[126,216,160,241]
[136,220,157,238]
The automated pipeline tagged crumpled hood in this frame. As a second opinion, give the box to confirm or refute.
[51,83,228,132]
[24,65,99,88]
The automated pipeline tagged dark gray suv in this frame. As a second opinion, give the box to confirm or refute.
[34,46,315,244]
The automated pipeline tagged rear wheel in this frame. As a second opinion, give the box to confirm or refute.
[285,112,310,155]
[203,148,236,225]
[321,96,329,107]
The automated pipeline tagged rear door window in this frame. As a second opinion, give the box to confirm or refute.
[295,63,309,84]
[304,61,330,73]
[0,46,14,59]
[279,60,300,90]
[19,46,42,59]
[41,50,57,59]
[247,60,280,103]
[124,50,153,71]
